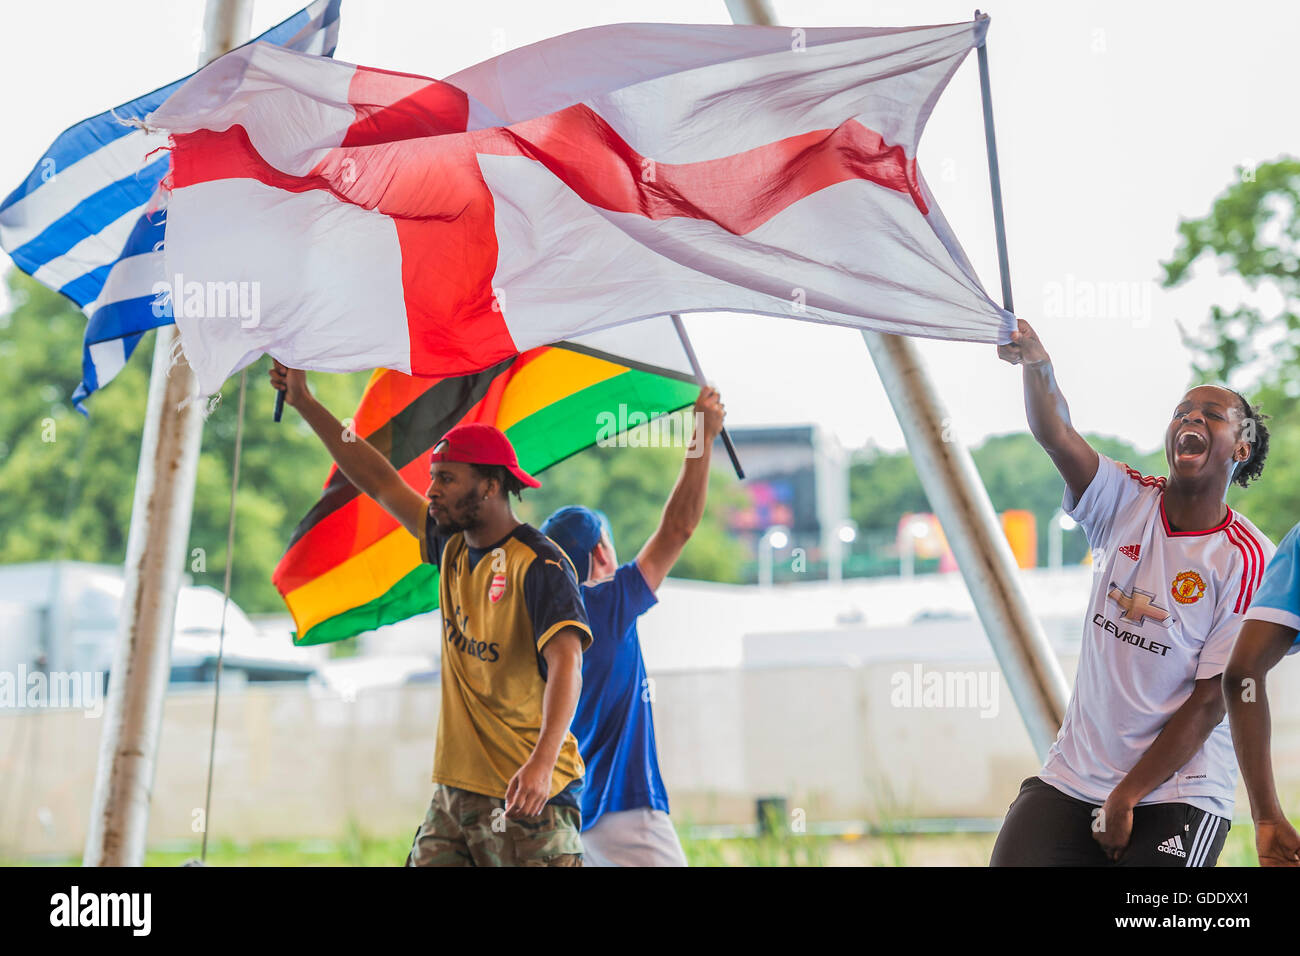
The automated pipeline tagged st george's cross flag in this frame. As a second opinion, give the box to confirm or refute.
[0,0,341,412]
[148,18,1014,396]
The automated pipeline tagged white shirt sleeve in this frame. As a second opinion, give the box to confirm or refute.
[1062,454,1145,551]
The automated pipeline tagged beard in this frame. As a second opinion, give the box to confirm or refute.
[433,486,484,536]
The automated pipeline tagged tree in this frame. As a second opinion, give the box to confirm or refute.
[515,438,749,583]
[1163,158,1300,543]
[850,432,1165,567]
[0,269,369,614]
[1163,158,1300,384]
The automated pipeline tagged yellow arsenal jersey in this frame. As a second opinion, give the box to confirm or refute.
[420,517,593,799]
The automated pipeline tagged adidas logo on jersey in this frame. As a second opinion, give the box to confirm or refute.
[1119,544,1141,561]
[1156,835,1187,858]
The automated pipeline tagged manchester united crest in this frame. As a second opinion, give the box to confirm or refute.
[489,572,507,603]
[1170,570,1207,605]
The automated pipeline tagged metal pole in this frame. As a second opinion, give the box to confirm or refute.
[670,314,745,479]
[83,0,253,867]
[974,11,1013,312]
[864,334,1067,754]
[725,0,1068,757]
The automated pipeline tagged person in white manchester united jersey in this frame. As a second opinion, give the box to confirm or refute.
[990,319,1274,867]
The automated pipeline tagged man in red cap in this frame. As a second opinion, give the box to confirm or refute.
[271,361,593,866]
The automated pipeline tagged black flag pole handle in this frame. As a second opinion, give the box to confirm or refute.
[273,387,285,422]
[670,313,744,479]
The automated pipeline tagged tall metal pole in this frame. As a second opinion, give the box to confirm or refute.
[862,333,1068,755]
[974,10,1013,312]
[724,1,1068,757]
[83,0,253,867]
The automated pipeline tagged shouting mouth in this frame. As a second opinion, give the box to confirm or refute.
[1175,430,1209,464]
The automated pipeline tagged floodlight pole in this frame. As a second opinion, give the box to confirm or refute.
[725,1,1068,758]
[83,0,252,867]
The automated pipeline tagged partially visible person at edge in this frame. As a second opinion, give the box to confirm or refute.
[541,386,726,866]
[271,361,593,867]
[989,319,1274,867]
[1224,520,1300,865]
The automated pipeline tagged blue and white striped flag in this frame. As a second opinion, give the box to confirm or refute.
[0,0,342,413]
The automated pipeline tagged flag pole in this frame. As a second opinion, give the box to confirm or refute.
[82,0,253,867]
[974,10,1013,311]
[726,0,1068,757]
[670,314,744,479]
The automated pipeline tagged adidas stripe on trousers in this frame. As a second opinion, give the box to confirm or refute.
[990,777,1230,867]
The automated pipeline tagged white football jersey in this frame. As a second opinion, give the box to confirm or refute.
[1039,454,1274,818]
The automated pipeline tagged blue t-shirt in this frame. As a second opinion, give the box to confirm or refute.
[1243,522,1300,654]
[570,560,668,830]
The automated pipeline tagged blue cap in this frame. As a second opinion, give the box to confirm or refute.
[540,505,613,583]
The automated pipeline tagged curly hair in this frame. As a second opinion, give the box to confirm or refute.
[1227,388,1269,488]
[470,462,527,500]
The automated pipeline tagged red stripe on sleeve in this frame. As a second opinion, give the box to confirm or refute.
[1226,523,1258,613]
[1231,521,1265,610]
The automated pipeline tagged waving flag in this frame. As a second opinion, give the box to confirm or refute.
[0,0,342,412]
[274,319,700,645]
[149,18,1014,396]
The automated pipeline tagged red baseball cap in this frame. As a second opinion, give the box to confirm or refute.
[430,423,541,488]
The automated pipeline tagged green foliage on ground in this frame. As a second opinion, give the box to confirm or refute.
[0,817,1276,866]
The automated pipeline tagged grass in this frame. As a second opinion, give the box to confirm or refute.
[1,817,1287,866]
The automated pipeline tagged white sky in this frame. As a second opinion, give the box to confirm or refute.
[3,0,1296,454]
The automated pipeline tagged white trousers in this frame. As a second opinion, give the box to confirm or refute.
[581,808,688,867]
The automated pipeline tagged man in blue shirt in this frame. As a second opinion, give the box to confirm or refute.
[541,387,725,866]
[1225,521,1300,866]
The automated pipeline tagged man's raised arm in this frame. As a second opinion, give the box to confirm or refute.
[270,361,428,540]
[635,387,726,592]
[998,318,1099,503]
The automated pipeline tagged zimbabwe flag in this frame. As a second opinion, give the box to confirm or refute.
[273,327,700,645]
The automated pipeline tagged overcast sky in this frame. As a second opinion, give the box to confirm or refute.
[3,0,1296,454]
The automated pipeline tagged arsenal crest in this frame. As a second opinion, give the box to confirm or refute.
[489,572,507,603]
[1170,570,1207,606]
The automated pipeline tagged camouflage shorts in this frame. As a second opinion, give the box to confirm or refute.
[405,784,583,867]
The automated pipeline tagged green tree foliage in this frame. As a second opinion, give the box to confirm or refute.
[1163,157,1300,543]
[850,433,1165,566]
[1163,159,1300,384]
[515,438,750,583]
[0,269,369,613]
